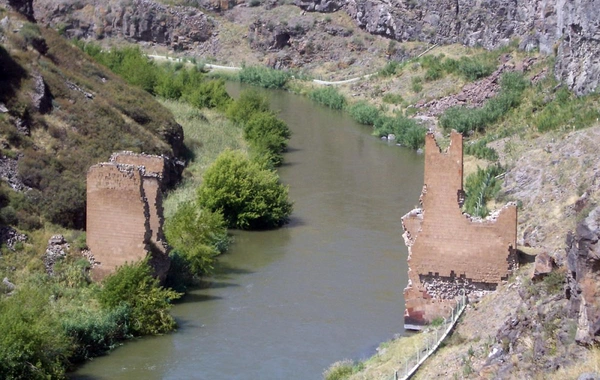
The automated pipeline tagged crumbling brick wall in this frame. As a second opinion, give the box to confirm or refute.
[87,152,170,282]
[402,131,517,329]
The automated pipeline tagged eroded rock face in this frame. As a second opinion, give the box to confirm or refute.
[4,0,35,21]
[298,0,600,96]
[566,206,600,345]
[32,0,214,50]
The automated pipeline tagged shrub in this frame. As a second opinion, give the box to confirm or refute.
[164,202,229,276]
[411,76,423,93]
[197,150,293,229]
[463,165,504,217]
[400,123,427,149]
[464,140,499,161]
[238,66,291,89]
[61,305,130,363]
[457,56,496,81]
[98,258,182,336]
[185,78,232,110]
[226,89,270,125]
[347,101,381,125]
[0,286,72,379]
[373,115,426,149]
[244,111,291,166]
[440,72,528,134]
[324,359,354,380]
[308,87,346,110]
[424,66,443,81]
[379,61,401,77]
[382,93,403,105]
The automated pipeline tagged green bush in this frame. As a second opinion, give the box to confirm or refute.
[164,203,230,276]
[457,56,496,81]
[324,360,355,380]
[463,165,504,217]
[238,66,291,89]
[373,115,426,149]
[379,61,401,77]
[308,87,346,110]
[0,287,72,379]
[226,89,270,125]
[185,78,232,110]
[98,259,182,336]
[424,66,443,81]
[244,111,291,166]
[62,305,130,363]
[440,72,528,134]
[382,93,403,105]
[347,101,381,125]
[464,140,499,161]
[534,86,600,132]
[197,150,293,229]
[411,76,423,93]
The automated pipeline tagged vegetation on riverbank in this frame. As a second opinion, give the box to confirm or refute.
[0,19,294,377]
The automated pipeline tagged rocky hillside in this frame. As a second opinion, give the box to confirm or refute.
[0,2,184,229]
[23,0,600,96]
[297,0,600,96]
[31,0,215,51]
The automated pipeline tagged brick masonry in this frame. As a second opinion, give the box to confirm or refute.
[402,131,517,329]
[87,152,170,282]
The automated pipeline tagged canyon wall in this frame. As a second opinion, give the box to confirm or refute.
[87,152,169,282]
[297,0,600,96]
[31,0,215,50]
[566,206,600,345]
[402,131,517,329]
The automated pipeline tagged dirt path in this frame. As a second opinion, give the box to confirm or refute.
[146,54,374,85]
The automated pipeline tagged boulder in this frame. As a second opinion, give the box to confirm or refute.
[531,251,556,280]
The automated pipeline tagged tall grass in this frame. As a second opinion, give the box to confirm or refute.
[159,99,247,218]
[238,66,291,89]
[308,87,347,110]
[440,72,529,134]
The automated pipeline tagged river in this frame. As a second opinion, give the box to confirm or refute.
[71,84,424,379]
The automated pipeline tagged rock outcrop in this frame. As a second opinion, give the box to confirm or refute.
[86,152,170,282]
[32,0,214,50]
[566,206,600,345]
[402,131,517,329]
[297,0,600,96]
[43,234,69,275]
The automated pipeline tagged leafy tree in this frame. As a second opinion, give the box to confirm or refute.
[98,258,182,336]
[164,203,230,276]
[226,89,270,125]
[197,150,293,229]
[185,79,232,110]
[244,111,291,166]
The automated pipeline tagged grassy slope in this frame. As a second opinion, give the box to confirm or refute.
[160,99,247,218]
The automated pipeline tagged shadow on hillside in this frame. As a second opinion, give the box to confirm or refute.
[0,45,28,104]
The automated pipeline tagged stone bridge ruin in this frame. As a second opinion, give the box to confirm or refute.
[86,152,170,282]
[402,131,517,330]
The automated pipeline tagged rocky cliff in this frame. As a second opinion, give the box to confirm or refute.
[566,206,600,345]
[296,0,600,96]
[31,0,215,50]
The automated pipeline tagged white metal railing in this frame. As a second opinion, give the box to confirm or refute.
[392,291,467,380]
